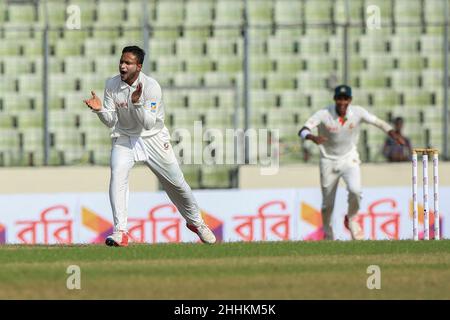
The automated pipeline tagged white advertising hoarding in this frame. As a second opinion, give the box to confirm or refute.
[0,187,448,244]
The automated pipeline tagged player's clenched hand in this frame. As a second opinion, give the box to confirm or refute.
[310,135,328,145]
[131,82,142,104]
[83,91,102,111]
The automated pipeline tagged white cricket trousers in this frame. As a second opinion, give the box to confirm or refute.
[109,129,203,232]
[319,151,362,240]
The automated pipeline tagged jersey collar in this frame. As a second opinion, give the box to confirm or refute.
[120,72,142,90]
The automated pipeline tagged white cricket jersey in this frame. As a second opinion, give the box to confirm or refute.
[304,104,393,159]
[94,72,165,138]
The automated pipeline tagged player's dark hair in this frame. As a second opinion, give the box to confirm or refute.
[394,117,404,124]
[122,46,145,64]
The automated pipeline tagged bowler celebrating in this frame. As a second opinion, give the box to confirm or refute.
[298,85,405,240]
[84,46,216,246]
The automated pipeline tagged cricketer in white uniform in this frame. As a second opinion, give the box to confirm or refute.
[83,46,216,246]
[298,85,405,240]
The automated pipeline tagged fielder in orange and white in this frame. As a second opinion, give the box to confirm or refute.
[299,85,405,240]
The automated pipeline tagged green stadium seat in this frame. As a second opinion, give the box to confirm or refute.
[64,56,94,75]
[154,0,184,26]
[36,0,66,26]
[247,0,273,25]
[266,73,296,90]
[421,70,443,89]
[50,74,78,92]
[333,0,364,24]
[176,38,205,56]
[215,56,242,73]
[184,57,214,73]
[81,74,108,93]
[215,0,243,27]
[365,54,395,71]
[390,71,421,89]
[155,56,183,73]
[371,89,401,106]
[19,39,43,56]
[174,73,204,87]
[281,90,310,108]
[17,75,42,93]
[6,3,36,25]
[96,1,125,25]
[203,72,239,87]
[250,90,277,111]
[297,72,331,90]
[355,71,389,88]
[84,39,115,57]
[49,111,77,130]
[54,40,83,56]
[147,40,174,59]
[358,35,389,54]
[1,57,34,75]
[394,0,422,25]
[267,36,297,56]
[304,56,338,72]
[250,56,273,73]
[304,0,333,23]
[115,33,143,50]
[207,38,240,57]
[94,56,120,77]
[402,90,435,106]
[187,91,215,110]
[51,127,83,149]
[32,57,65,74]
[274,0,302,24]
[420,35,443,53]
[391,36,421,54]
[0,38,22,56]
[204,109,234,128]
[200,166,233,189]
[310,89,334,108]
[126,0,154,26]
[395,55,426,70]
[424,0,447,24]
[15,111,43,129]
[299,37,329,55]
[273,56,302,74]
[61,29,90,43]
[185,0,214,26]
[425,53,444,70]
[92,27,122,41]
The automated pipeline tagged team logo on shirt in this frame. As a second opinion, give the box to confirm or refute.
[163,142,170,150]
[149,101,157,113]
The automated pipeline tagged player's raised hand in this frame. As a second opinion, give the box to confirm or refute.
[83,91,102,111]
[131,82,142,104]
[310,135,328,145]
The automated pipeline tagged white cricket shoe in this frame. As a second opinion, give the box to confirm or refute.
[105,231,129,247]
[344,215,364,240]
[187,223,217,244]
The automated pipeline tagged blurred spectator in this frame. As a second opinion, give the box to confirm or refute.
[383,117,412,162]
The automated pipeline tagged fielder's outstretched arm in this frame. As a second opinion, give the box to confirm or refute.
[360,108,405,145]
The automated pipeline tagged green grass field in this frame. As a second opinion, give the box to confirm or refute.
[1,241,449,299]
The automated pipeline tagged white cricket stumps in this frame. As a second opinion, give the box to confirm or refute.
[412,148,440,241]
